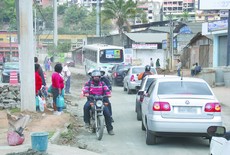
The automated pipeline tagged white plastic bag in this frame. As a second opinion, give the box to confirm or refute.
[38,96,45,112]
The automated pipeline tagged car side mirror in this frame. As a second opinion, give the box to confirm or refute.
[207,126,226,137]
[144,92,150,97]
[137,90,144,95]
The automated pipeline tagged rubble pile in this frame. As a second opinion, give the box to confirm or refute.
[0,85,21,110]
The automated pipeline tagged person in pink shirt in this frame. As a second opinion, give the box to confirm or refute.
[82,70,114,135]
[51,63,64,115]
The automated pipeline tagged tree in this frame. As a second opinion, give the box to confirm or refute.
[63,5,88,32]
[0,0,17,29]
[36,6,54,30]
[181,11,189,23]
[101,0,141,33]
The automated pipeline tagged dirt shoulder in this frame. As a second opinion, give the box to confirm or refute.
[0,66,88,147]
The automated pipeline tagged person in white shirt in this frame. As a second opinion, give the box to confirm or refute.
[63,63,71,94]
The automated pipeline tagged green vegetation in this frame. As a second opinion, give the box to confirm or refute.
[60,124,75,141]
[9,108,21,113]
[0,0,17,30]
[102,0,147,33]
[48,131,55,139]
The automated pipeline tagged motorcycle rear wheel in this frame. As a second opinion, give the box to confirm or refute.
[96,116,104,140]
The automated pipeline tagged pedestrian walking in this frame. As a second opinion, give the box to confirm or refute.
[176,59,182,76]
[156,58,160,68]
[63,63,71,94]
[150,58,154,67]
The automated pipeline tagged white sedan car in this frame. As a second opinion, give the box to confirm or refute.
[207,126,230,155]
[123,66,157,94]
[141,77,222,145]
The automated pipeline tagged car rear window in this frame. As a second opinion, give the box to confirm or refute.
[144,79,155,91]
[132,67,145,74]
[158,81,212,95]
[117,65,131,71]
[4,63,19,70]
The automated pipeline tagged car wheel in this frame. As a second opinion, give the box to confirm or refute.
[123,83,127,91]
[112,79,117,86]
[146,123,157,145]
[141,119,146,131]
[136,106,142,121]
[127,85,132,94]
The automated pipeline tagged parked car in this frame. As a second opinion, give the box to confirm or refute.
[64,57,75,67]
[141,77,222,145]
[109,63,131,86]
[1,62,20,83]
[207,126,230,155]
[123,66,157,94]
[135,75,177,121]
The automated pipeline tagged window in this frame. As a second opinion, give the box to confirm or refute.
[146,80,156,95]
[158,81,212,95]
[99,49,124,63]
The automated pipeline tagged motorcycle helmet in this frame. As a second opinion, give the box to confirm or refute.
[99,67,106,76]
[91,70,101,82]
[145,65,151,72]
[87,68,95,76]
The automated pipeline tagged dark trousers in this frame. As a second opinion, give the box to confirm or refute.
[65,76,70,93]
[83,101,113,132]
[103,97,112,116]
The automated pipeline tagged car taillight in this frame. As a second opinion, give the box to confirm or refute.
[153,102,171,111]
[205,103,221,112]
[130,75,135,81]
[114,72,117,77]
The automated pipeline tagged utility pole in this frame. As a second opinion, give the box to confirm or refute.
[9,29,12,61]
[34,8,37,55]
[227,9,230,66]
[169,13,174,70]
[96,0,100,37]
[53,0,58,48]
[17,0,36,111]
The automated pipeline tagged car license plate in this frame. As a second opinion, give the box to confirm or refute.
[178,106,197,113]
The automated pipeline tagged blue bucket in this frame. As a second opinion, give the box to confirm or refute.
[31,132,49,152]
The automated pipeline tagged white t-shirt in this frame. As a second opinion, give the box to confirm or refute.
[63,65,71,77]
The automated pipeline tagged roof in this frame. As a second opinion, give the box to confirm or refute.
[125,33,167,43]
[174,22,202,34]
[148,27,171,33]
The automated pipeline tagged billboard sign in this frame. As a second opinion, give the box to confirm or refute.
[198,0,230,10]
[208,20,228,32]
[132,44,158,49]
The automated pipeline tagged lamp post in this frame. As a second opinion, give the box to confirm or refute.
[169,13,174,70]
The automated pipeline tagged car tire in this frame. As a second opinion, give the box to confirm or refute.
[123,84,127,91]
[141,119,146,131]
[146,125,157,145]
[127,85,132,94]
[137,108,142,121]
[112,79,117,86]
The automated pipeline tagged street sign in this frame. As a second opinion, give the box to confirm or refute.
[198,0,230,10]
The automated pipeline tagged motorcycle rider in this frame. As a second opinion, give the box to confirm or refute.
[138,65,154,80]
[88,68,114,122]
[82,70,114,135]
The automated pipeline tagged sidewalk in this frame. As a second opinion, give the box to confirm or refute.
[0,143,99,155]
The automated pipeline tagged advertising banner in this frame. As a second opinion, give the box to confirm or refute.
[199,0,230,10]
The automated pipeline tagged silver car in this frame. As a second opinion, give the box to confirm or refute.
[123,66,157,94]
[141,77,222,145]
[135,75,177,121]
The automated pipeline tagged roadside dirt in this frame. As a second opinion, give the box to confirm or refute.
[0,69,88,154]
